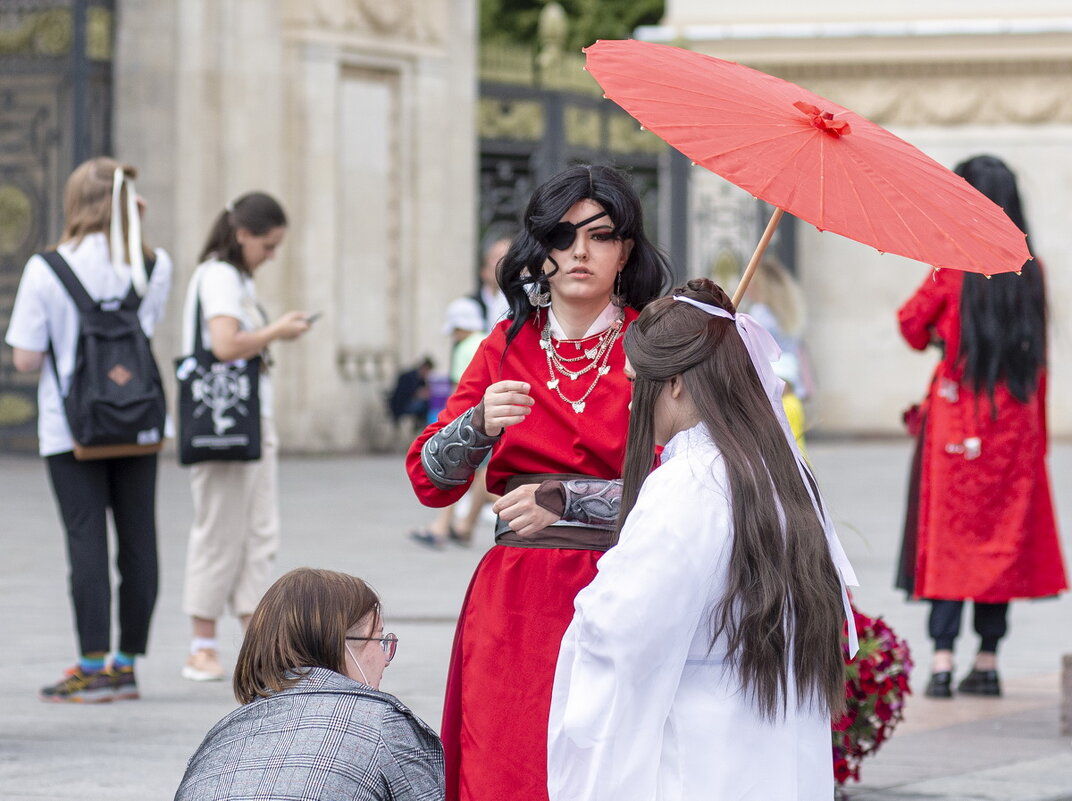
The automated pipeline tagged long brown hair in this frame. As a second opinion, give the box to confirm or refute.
[199,191,287,274]
[232,568,380,704]
[61,157,152,261]
[619,278,846,720]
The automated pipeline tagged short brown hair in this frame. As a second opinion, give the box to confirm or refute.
[232,568,381,704]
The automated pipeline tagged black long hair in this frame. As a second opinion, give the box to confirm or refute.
[199,192,287,274]
[497,165,672,346]
[954,155,1046,406]
[619,278,846,721]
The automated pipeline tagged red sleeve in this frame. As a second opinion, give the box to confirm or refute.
[897,270,951,351]
[405,325,505,508]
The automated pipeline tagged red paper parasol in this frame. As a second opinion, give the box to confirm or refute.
[584,39,1031,303]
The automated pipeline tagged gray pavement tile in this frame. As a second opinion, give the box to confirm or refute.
[1,440,1070,799]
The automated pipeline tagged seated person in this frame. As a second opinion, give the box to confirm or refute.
[175,568,445,801]
[388,357,435,426]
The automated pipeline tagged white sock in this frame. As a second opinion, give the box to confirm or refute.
[191,638,218,655]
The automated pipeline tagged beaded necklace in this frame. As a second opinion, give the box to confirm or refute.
[539,310,624,414]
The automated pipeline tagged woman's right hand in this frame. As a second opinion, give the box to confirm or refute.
[273,311,311,341]
[482,380,534,436]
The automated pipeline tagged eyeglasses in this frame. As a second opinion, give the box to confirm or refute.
[346,633,398,663]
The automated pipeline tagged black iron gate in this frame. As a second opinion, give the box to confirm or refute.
[478,78,684,280]
[0,0,114,452]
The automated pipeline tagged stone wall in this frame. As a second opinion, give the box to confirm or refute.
[115,0,476,451]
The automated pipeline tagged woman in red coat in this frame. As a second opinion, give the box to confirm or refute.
[406,165,671,801]
[896,155,1067,699]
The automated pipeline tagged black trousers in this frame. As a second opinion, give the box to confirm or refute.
[46,451,159,656]
[928,599,1009,653]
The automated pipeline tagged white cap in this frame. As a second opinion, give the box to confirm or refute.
[442,297,485,335]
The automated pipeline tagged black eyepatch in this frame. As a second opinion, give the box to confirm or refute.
[545,211,610,251]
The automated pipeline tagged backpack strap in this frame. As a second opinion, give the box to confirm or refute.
[39,251,95,313]
[40,249,158,312]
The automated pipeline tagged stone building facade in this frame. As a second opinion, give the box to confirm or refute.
[640,3,1072,435]
[115,0,477,452]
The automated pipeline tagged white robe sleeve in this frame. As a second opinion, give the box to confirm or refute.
[547,458,731,801]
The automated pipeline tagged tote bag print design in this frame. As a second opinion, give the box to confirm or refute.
[176,296,261,464]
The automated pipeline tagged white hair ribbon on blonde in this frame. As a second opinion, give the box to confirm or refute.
[110,168,148,297]
[672,294,859,656]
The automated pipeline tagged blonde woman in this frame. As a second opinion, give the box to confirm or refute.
[5,157,172,702]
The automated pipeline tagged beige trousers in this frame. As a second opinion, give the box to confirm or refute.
[182,419,279,619]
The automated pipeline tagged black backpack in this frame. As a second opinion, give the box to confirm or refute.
[42,250,167,460]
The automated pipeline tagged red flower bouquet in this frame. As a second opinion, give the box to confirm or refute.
[832,606,913,785]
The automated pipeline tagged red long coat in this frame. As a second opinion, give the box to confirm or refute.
[897,269,1066,601]
[406,308,636,801]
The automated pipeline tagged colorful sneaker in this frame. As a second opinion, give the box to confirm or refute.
[107,664,140,701]
[182,648,224,681]
[39,666,116,703]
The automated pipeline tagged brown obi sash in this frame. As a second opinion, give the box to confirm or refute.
[495,473,616,552]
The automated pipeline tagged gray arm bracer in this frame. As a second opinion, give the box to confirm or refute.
[420,407,499,491]
[562,478,623,527]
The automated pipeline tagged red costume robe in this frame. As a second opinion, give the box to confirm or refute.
[897,269,1066,601]
[406,308,636,801]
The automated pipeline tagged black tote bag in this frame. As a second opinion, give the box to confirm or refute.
[175,295,262,465]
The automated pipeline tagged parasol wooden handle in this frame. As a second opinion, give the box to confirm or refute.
[732,207,785,308]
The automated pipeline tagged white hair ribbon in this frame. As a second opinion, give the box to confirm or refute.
[673,294,859,656]
[110,168,148,297]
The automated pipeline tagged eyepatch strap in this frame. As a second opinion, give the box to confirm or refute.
[546,210,610,252]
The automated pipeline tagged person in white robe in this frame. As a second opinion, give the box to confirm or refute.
[548,278,857,801]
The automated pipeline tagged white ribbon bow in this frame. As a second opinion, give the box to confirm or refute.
[674,294,859,656]
[110,168,148,297]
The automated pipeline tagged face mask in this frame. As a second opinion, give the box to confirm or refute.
[345,643,370,686]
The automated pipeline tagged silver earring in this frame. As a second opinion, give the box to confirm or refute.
[611,271,625,307]
[527,280,551,308]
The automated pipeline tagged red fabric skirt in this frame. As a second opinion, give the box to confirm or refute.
[442,544,601,801]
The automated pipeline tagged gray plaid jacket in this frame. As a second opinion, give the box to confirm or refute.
[175,668,444,801]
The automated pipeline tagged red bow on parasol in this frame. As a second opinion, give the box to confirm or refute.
[583,39,1031,304]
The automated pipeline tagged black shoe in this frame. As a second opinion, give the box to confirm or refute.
[447,527,472,547]
[958,669,1001,696]
[924,671,953,698]
[409,531,445,550]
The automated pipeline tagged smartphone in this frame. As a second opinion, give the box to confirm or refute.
[305,312,323,324]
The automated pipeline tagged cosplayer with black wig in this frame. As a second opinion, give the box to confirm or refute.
[407,164,671,801]
[897,154,1066,701]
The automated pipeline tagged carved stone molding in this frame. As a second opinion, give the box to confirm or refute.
[288,0,445,47]
[770,61,1072,126]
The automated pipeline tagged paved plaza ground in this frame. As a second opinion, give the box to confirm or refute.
[1,440,1070,800]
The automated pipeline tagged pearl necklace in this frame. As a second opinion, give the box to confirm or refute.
[539,312,623,414]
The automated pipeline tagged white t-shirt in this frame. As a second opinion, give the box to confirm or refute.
[180,259,273,418]
[4,233,173,456]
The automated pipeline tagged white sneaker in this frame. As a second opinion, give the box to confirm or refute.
[182,648,225,681]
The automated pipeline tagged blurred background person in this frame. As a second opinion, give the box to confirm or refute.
[5,157,172,702]
[175,567,444,801]
[179,192,311,682]
[895,155,1067,698]
[741,255,812,452]
[410,234,512,548]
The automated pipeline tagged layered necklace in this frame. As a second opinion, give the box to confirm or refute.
[540,310,624,414]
